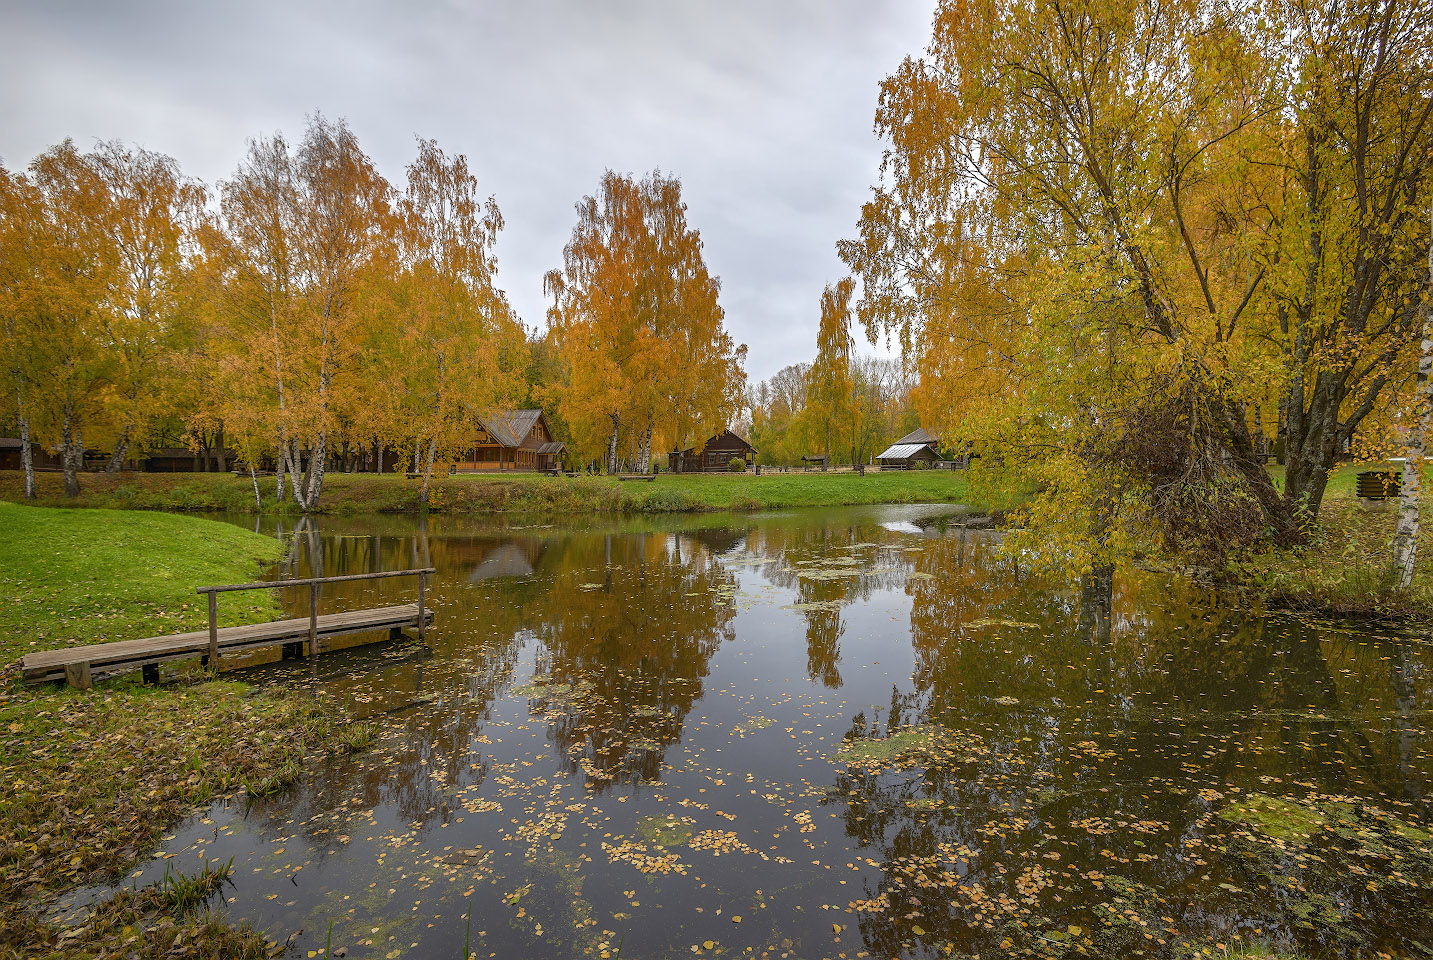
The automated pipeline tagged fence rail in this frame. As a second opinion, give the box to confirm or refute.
[196,567,436,665]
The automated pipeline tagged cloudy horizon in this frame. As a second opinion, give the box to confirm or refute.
[0,0,933,384]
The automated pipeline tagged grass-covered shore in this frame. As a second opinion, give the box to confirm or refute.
[1236,462,1433,622]
[0,503,365,959]
[0,466,983,516]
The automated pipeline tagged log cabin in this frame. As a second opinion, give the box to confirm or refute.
[455,409,565,473]
[668,429,758,474]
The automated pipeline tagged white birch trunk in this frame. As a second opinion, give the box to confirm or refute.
[1392,198,1433,589]
[607,413,621,475]
[636,419,653,474]
[275,435,288,503]
[18,407,34,500]
[250,464,262,511]
[305,431,327,511]
[106,427,132,473]
[420,435,438,508]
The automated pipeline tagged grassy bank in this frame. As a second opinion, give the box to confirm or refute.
[1237,462,1433,621]
[0,466,985,516]
[0,504,361,959]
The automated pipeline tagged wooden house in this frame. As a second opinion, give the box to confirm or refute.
[142,446,234,472]
[455,409,565,473]
[0,438,62,472]
[876,428,940,470]
[668,429,758,474]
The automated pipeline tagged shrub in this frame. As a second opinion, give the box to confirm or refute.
[729,457,746,473]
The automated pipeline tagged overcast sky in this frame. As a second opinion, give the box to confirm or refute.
[0,0,932,384]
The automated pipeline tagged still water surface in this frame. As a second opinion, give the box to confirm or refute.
[113,505,1433,958]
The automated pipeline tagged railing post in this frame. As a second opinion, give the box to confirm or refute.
[418,570,427,642]
[207,591,219,670]
[308,581,319,659]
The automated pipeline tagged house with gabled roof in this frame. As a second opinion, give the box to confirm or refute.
[455,409,565,473]
[668,429,758,473]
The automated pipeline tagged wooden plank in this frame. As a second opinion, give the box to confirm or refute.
[197,567,436,595]
[64,661,92,690]
[21,604,434,684]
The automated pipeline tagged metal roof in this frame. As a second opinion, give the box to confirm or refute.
[876,442,933,461]
[893,427,935,446]
[536,441,565,455]
[481,409,544,448]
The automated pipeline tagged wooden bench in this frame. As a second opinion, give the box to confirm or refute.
[616,474,656,482]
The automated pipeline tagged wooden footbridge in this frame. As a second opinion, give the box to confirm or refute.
[21,568,436,689]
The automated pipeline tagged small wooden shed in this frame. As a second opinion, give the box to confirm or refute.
[669,429,758,474]
[876,428,940,470]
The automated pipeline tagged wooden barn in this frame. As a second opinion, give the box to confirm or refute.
[455,409,565,473]
[668,429,758,474]
[876,428,940,470]
[0,438,61,471]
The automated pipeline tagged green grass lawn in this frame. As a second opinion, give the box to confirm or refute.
[0,466,991,516]
[0,502,283,665]
[1244,460,1433,620]
[0,504,361,957]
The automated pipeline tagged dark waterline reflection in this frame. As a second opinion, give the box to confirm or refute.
[108,505,1433,958]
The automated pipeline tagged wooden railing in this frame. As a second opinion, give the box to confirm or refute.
[196,567,436,666]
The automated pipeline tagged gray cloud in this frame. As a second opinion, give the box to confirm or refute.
[0,0,930,382]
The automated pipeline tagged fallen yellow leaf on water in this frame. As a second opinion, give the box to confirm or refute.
[912,924,926,936]
[731,915,742,923]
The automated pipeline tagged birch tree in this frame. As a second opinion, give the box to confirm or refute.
[842,0,1431,569]
[380,138,524,507]
[545,170,744,473]
[23,142,117,498]
[90,141,205,471]
[1392,198,1433,588]
[0,166,41,498]
[806,278,855,464]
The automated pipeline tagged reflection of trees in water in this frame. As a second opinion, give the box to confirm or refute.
[744,519,913,688]
[252,518,553,839]
[532,531,736,789]
[247,634,522,844]
[832,532,1433,956]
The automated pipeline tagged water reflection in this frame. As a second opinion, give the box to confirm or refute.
[101,505,1433,960]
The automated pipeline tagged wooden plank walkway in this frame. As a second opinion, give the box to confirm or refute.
[21,603,434,686]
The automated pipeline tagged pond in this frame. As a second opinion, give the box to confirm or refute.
[101,504,1433,958]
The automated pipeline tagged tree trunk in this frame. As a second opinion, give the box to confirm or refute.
[61,407,81,498]
[250,464,262,511]
[637,419,653,474]
[607,413,621,475]
[286,438,311,512]
[1392,200,1433,589]
[1077,565,1113,645]
[18,409,34,500]
[305,432,327,511]
[276,435,288,504]
[419,435,438,509]
[376,438,384,474]
[215,425,227,473]
[106,426,132,473]
[1209,388,1303,546]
